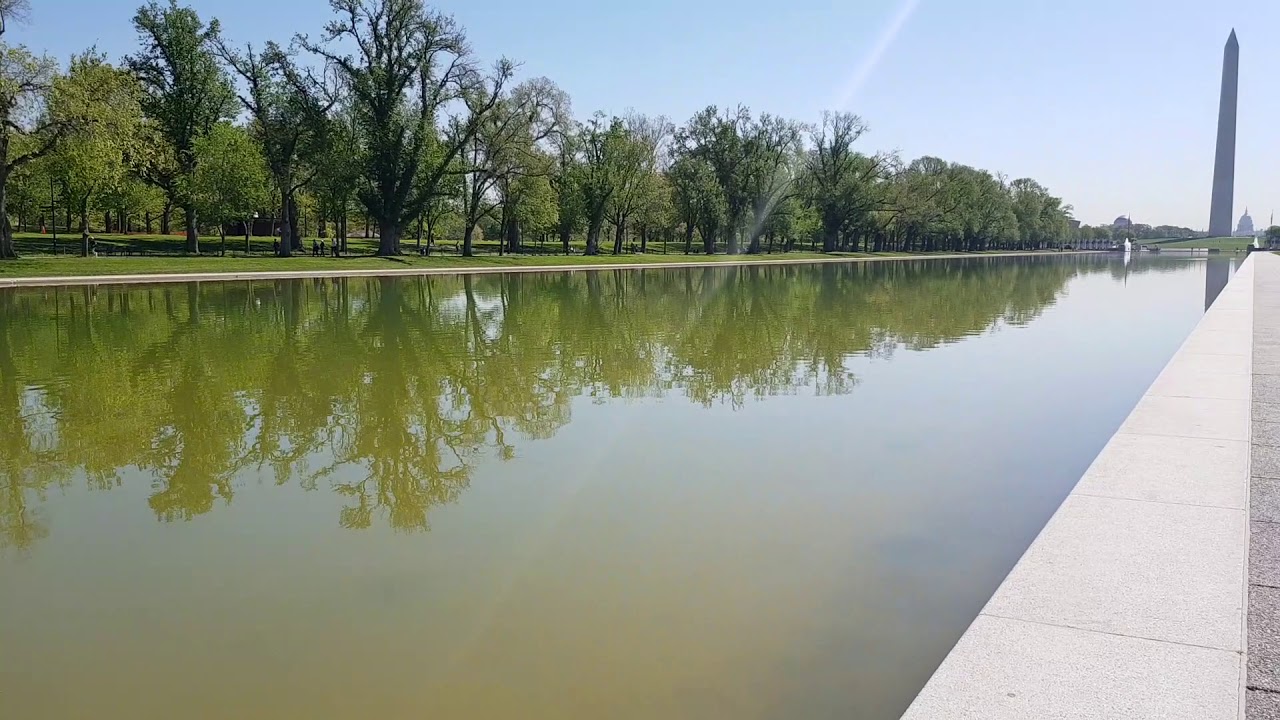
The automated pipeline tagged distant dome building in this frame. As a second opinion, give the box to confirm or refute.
[1112,215,1133,228]
[1235,208,1255,237]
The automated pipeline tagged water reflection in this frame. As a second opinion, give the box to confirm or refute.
[0,256,1197,550]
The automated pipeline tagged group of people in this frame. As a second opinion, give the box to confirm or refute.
[270,239,341,257]
[310,239,339,257]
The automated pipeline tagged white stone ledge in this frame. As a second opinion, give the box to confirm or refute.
[902,254,1257,720]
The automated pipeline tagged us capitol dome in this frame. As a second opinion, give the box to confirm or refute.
[1235,208,1255,237]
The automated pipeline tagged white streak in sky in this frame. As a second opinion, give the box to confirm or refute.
[831,0,922,110]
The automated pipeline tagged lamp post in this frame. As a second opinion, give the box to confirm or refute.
[50,176,57,253]
[245,212,257,256]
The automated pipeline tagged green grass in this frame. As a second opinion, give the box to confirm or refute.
[0,231,1068,280]
[1148,236,1256,251]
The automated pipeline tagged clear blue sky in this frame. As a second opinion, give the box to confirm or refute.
[14,0,1280,230]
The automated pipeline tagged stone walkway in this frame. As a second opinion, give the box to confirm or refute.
[0,250,1091,288]
[1250,251,1280,719]
[903,253,1270,719]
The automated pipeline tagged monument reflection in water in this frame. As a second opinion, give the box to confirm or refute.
[0,255,1210,720]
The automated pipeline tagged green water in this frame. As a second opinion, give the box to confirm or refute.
[0,256,1212,718]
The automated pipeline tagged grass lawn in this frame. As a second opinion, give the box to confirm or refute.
[0,231,1065,280]
[1149,236,1257,251]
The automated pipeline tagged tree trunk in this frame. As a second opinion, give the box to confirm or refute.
[0,178,16,259]
[462,223,476,257]
[145,211,152,234]
[822,222,837,253]
[318,214,327,238]
[585,219,602,255]
[220,223,226,256]
[425,214,437,255]
[416,214,423,252]
[684,222,694,254]
[80,198,90,257]
[640,225,648,253]
[338,211,347,253]
[505,214,521,254]
[560,224,572,255]
[277,190,293,257]
[287,195,301,250]
[364,216,370,239]
[183,204,199,254]
[161,202,172,235]
[727,227,740,255]
[612,219,625,255]
[376,220,400,256]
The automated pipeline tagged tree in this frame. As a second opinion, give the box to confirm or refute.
[299,0,511,256]
[457,77,567,256]
[0,44,73,258]
[675,106,752,254]
[669,156,723,254]
[309,104,360,252]
[215,38,331,257]
[191,123,270,255]
[0,0,30,38]
[1266,226,1280,247]
[549,126,582,255]
[45,52,141,255]
[604,113,668,255]
[127,0,236,254]
[741,113,803,254]
[575,113,622,256]
[802,111,886,253]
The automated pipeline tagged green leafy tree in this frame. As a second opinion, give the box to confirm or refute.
[300,0,511,256]
[457,77,567,256]
[802,111,887,253]
[575,113,624,255]
[0,44,72,257]
[215,38,331,257]
[669,156,723,254]
[604,113,668,255]
[46,51,141,255]
[127,0,235,254]
[192,122,270,255]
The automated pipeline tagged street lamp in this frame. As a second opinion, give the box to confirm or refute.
[245,212,258,256]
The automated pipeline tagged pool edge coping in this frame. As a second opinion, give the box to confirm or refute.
[900,253,1262,720]
[0,250,1110,288]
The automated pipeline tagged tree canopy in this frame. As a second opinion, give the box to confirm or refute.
[0,0,1090,261]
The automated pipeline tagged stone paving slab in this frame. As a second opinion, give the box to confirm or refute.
[1253,522,1280,588]
[1247,691,1280,720]
[1256,422,1280,447]
[1256,446,1280,479]
[1149,364,1252,400]
[1118,394,1250,441]
[1072,434,1247,509]
[1250,587,1280,693]
[983,494,1245,651]
[1254,477,1280,524]
[900,616,1239,720]
[1183,328,1253,357]
[1256,402,1280,425]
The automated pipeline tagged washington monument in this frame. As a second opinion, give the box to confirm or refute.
[1209,30,1239,237]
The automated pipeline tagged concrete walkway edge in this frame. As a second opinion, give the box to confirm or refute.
[0,250,1096,288]
[901,254,1260,720]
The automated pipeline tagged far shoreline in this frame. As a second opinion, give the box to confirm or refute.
[0,249,1111,289]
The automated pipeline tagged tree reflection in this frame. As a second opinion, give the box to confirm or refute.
[0,255,1182,548]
